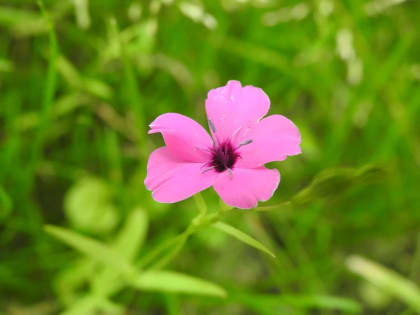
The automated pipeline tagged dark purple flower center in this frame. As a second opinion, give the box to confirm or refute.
[210,141,240,173]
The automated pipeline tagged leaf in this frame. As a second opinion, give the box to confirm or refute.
[61,296,100,315]
[233,292,361,313]
[61,296,123,315]
[279,295,361,312]
[114,207,148,260]
[212,222,275,258]
[347,255,420,312]
[55,258,96,304]
[44,225,134,275]
[0,58,13,72]
[0,186,12,220]
[92,208,148,297]
[292,165,386,205]
[64,177,119,234]
[131,270,227,298]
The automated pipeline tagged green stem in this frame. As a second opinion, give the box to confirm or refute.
[193,193,207,215]
[138,205,224,270]
[138,200,290,270]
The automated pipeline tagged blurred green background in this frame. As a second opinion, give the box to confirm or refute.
[1,0,420,314]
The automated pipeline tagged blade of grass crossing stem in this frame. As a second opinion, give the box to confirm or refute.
[151,228,193,270]
[44,225,134,275]
[136,233,187,268]
[131,270,227,297]
[212,222,275,258]
[347,255,420,312]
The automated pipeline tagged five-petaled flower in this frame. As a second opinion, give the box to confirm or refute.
[144,80,301,209]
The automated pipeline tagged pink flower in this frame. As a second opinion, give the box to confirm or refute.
[145,80,301,209]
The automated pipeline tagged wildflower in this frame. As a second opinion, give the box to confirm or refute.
[145,80,301,209]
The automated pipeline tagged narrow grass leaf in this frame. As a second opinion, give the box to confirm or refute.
[44,225,134,275]
[131,270,227,297]
[92,208,148,297]
[347,255,420,312]
[62,296,123,315]
[212,222,275,258]
[31,1,58,167]
[61,296,100,315]
[233,292,361,313]
[114,207,148,260]
[279,295,361,312]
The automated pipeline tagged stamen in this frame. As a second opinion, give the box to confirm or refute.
[209,119,217,133]
[201,166,214,174]
[208,141,240,173]
[232,127,242,138]
[238,139,253,147]
[196,146,211,153]
[227,168,233,180]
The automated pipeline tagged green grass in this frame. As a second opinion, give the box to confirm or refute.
[1,0,420,314]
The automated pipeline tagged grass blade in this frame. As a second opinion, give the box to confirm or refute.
[44,225,134,275]
[232,292,361,313]
[212,222,275,258]
[114,207,148,260]
[131,270,227,297]
[347,255,420,312]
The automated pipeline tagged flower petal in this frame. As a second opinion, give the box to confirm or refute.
[213,167,280,209]
[205,80,270,144]
[149,113,212,162]
[237,114,301,168]
[145,147,217,203]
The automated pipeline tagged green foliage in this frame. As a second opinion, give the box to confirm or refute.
[212,221,276,258]
[45,225,135,275]
[64,177,119,234]
[232,292,362,314]
[1,0,420,314]
[347,256,420,312]
[132,270,227,297]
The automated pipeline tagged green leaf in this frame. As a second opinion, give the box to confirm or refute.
[61,296,123,315]
[0,58,13,72]
[0,186,12,220]
[131,270,227,298]
[92,208,148,297]
[233,292,361,313]
[61,296,100,315]
[64,177,119,234]
[44,225,134,275]
[347,255,420,312]
[292,164,386,205]
[114,207,148,260]
[212,222,275,258]
[55,258,96,304]
[279,295,361,312]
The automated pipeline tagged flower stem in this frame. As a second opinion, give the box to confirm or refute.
[193,192,207,215]
[138,202,224,270]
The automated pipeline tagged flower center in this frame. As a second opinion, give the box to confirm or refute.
[209,141,240,173]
